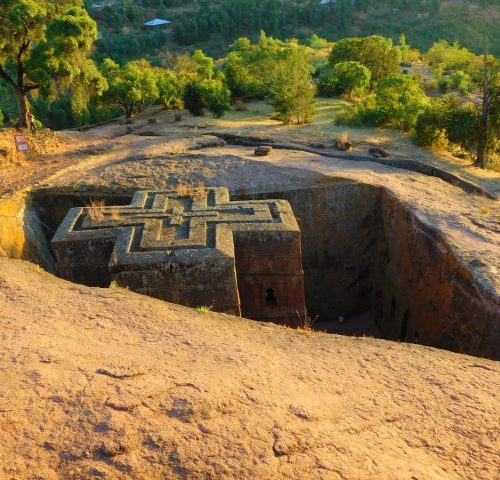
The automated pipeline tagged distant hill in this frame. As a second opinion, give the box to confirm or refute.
[85,0,500,63]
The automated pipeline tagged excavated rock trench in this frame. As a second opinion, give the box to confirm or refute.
[2,179,499,360]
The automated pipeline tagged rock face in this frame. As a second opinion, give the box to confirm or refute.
[374,191,500,359]
[0,257,499,480]
[51,187,307,327]
[236,183,500,360]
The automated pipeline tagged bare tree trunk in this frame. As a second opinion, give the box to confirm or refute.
[476,51,489,169]
[0,40,37,130]
[16,90,29,129]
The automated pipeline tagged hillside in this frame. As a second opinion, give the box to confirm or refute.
[86,0,500,63]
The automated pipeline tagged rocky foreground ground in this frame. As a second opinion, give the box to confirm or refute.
[0,258,499,480]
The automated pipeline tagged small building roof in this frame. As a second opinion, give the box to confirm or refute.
[144,18,172,27]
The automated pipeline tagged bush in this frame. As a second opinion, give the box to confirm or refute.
[0,109,3,127]
[375,75,429,131]
[334,95,386,127]
[450,70,472,95]
[320,62,371,96]
[329,35,401,86]
[438,77,451,94]
[415,96,478,152]
[204,78,232,118]
[183,82,206,116]
[183,77,231,118]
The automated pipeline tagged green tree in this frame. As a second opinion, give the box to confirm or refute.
[184,76,231,118]
[329,36,401,86]
[329,61,371,98]
[101,59,159,120]
[183,81,206,116]
[0,0,106,128]
[156,69,184,110]
[415,96,478,153]
[203,76,232,118]
[375,75,429,130]
[398,34,411,65]
[270,47,316,125]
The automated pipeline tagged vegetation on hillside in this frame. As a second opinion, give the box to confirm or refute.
[0,1,499,168]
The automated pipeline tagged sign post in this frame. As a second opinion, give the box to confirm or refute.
[14,135,29,163]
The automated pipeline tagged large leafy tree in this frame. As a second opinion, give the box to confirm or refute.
[0,0,106,128]
[329,36,401,86]
[270,46,316,125]
[375,75,429,131]
[324,61,371,98]
[100,59,159,120]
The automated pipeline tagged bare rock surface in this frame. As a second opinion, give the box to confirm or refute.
[0,258,499,479]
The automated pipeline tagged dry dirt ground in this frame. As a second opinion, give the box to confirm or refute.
[0,258,499,480]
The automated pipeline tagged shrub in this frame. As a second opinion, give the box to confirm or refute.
[334,95,385,127]
[183,82,206,116]
[415,96,478,152]
[183,77,231,118]
[329,35,401,86]
[450,70,472,95]
[204,78,232,118]
[321,61,371,98]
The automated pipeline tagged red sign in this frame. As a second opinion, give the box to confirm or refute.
[14,135,29,152]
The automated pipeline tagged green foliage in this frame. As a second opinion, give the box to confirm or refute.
[224,34,316,124]
[335,74,429,131]
[321,61,371,98]
[101,58,159,119]
[0,0,106,126]
[180,50,231,118]
[335,95,386,127]
[309,34,331,50]
[415,96,478,152]
[174,0,333,46]
[375,75,429,131]
[203,77,232,118]
[183,81,206,116]
[195,305,212,314]
[156,69,183,110]
[398,34,411,65]
[270,47,317,125]
[184,77,231,118]
[0,109,3,127]
[329,36,401,86]
[450,70,472,96]
[426,40,477,74]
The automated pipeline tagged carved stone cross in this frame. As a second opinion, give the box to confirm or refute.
[52,187,306,326]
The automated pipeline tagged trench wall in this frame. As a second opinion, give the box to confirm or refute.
[239,183,499,359]
[375,191,499,359]
[0,191,54,271]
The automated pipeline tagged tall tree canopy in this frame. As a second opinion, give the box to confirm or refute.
[100,59,159,120]
[329,35,401,86]
[0,0,106,128]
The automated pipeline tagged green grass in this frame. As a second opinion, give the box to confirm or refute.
[195,305,213,314]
